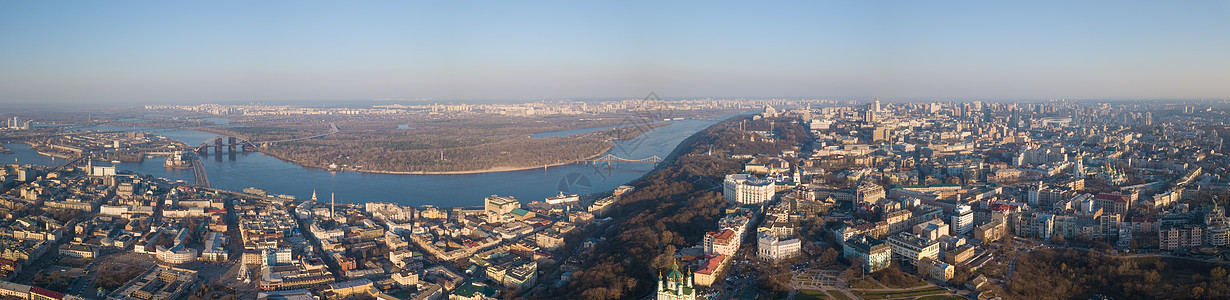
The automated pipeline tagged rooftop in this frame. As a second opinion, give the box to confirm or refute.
[695,254,725,275]
[709,229,736,244]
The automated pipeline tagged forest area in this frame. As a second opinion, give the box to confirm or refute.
[1003,248,1230,299]
[553,116,809,299]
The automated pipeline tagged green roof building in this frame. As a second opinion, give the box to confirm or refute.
[656,259,696,300]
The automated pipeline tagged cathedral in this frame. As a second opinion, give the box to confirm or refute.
[656,260,696,300]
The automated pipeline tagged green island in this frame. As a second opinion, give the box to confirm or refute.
[191,110,729,174]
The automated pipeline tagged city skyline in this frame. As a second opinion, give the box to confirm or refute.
[1,97,1227,299]
[2,1,1229,104]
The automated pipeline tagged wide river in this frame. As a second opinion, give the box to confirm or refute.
[2,116,734,207]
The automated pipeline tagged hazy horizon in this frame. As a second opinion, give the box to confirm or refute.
[4,97,1230,110]
[2,1,1229,104]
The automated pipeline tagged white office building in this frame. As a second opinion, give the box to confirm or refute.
[723,174,776,205]
[156,243,199,264]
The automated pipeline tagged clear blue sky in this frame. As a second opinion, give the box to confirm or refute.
[1,1,1228,103]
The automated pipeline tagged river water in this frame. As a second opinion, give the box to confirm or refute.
[3,116,732,207]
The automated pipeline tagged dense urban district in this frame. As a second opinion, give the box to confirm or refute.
[0,99,1228,300]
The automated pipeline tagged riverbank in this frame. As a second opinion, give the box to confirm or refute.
[35,150,75,159]
[30,143,78,159]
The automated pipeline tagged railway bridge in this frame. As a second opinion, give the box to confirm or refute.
[195,136,258,154]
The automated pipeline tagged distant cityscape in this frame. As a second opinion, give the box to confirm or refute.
[142,98,859,117]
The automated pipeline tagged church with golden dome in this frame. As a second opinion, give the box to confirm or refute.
[656,260,696,300]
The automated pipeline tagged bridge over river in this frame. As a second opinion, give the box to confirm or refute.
[582,154,663,167]
[195,122,339,154]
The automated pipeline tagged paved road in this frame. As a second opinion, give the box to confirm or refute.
[66,273,97,298]
[191,157,210,188]
[1005,238,1043,280]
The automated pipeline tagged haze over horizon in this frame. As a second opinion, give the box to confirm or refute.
[2,1,1229,104]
